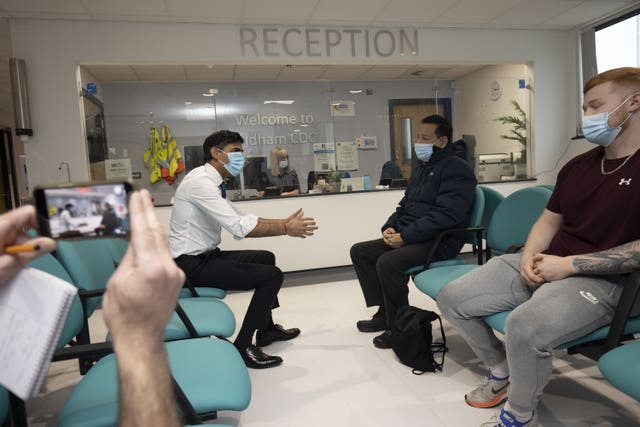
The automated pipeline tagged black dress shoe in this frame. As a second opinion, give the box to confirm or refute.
[356,314,387,333]
[373,330,394,349]
[256,324,301,347]
[240,344,283,369]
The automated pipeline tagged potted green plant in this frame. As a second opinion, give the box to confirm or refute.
[327,169,344,192]
[495,100,527,164]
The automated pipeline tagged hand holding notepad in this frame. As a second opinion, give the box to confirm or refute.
[0,268,76,400]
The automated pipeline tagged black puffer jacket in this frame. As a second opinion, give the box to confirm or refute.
[382,143,476,260]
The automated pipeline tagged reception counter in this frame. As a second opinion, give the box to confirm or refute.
[154,180,537,272]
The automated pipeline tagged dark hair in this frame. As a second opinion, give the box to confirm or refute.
[422,115,452,143]
[203,130,244,162]
[65,203,73,209]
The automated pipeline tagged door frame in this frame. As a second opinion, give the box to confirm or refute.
[387,98,452,162]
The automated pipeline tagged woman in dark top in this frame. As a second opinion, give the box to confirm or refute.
[266,147,300,196]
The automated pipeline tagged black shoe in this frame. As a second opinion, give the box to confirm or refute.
[373,330,394,349]
[256,324,301,347]
[239,344,283,369]
[357,309,387,333]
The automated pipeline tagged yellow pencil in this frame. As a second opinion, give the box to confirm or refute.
[4,244,41,254]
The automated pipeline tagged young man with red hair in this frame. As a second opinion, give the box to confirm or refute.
[438,67,640,426]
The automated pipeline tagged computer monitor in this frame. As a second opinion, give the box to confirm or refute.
[263,186,280,197]
[390,178,407,188]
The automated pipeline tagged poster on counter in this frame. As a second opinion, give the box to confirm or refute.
[336,141,358,171]
[313,142,336,172]
[105,159,133,181]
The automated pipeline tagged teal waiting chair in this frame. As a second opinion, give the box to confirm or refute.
[0,386,8,426]
[485,270,640,361]
[599,338,640,400]
[55,239,236,339]
[58,338,251,427]
[405,186,486,276]
[102,238,228,299]
[29,253,251,426]
[537,184,555,191]
[478,186,505,231]
[413,186,552,299]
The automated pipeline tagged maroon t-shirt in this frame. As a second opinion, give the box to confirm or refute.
[545,146,640,257]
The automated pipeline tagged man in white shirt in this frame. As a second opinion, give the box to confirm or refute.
[169,130,317,369]
[59,204,74,233]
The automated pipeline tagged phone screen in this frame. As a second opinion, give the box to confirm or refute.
[34,182,132,239]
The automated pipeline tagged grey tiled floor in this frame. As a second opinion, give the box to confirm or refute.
[28,273,640,426]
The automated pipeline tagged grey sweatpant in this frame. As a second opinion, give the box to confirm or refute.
[436,253,635,414]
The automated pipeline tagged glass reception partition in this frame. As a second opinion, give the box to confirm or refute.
[83,62,533,205]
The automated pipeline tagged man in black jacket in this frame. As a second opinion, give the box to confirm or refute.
[350,114,476,348]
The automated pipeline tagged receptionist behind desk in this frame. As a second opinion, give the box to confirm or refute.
[265,147,300,196]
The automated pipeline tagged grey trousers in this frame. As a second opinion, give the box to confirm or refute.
[436,253,634,414]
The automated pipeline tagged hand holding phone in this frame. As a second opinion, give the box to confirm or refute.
[34,181,134,239]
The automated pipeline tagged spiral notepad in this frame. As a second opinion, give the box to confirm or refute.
[0,268,77,400]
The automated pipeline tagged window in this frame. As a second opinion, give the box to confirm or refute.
[595,10,640,72]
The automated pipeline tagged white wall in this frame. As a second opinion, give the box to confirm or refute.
[156,181,535,272]
[454,63,532,158]
[9,20,577,189]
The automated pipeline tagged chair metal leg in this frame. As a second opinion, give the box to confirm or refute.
[172,377,203,425]
[7,393,27,427]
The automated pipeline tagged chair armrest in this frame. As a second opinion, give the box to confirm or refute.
[183,278,200,297]
[79,288,106,298]
[604,271,640,352]
[52,341,114,362]
[174,303,201,339]
[422,226,485,270]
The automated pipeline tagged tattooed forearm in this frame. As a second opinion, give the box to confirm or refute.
[572,240,640,274]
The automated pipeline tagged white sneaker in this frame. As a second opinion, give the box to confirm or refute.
[465,374,509,408]
[480,408,538,427]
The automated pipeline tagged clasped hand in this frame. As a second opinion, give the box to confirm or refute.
[382,227,405,248]
[520,252,576,288]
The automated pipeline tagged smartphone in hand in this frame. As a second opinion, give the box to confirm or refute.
[33,181,134,239]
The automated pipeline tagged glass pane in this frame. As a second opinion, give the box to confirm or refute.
[596,14,640,72]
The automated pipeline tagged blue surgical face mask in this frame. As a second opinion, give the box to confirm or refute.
[582,95,633,147]
[278,160,288,169]
[414,143,434,162]
[219,151,245,176]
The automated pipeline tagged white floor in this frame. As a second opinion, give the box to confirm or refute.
[28,278,640,427]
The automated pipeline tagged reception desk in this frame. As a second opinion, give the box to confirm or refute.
[154,180,536,272]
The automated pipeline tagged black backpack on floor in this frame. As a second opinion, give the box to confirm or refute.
[391,306,448,375]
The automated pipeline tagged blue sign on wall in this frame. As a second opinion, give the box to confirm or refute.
[87,82,97,94]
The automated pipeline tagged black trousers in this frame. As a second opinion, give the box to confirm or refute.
[175,249,283,349]
[350,238,436,330]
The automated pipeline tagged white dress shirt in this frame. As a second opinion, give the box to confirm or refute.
[168,163,258,258]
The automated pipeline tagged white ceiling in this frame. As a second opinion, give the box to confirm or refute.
[82,63,489,83]
[3,0,639,83]
[0,0,637,30]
